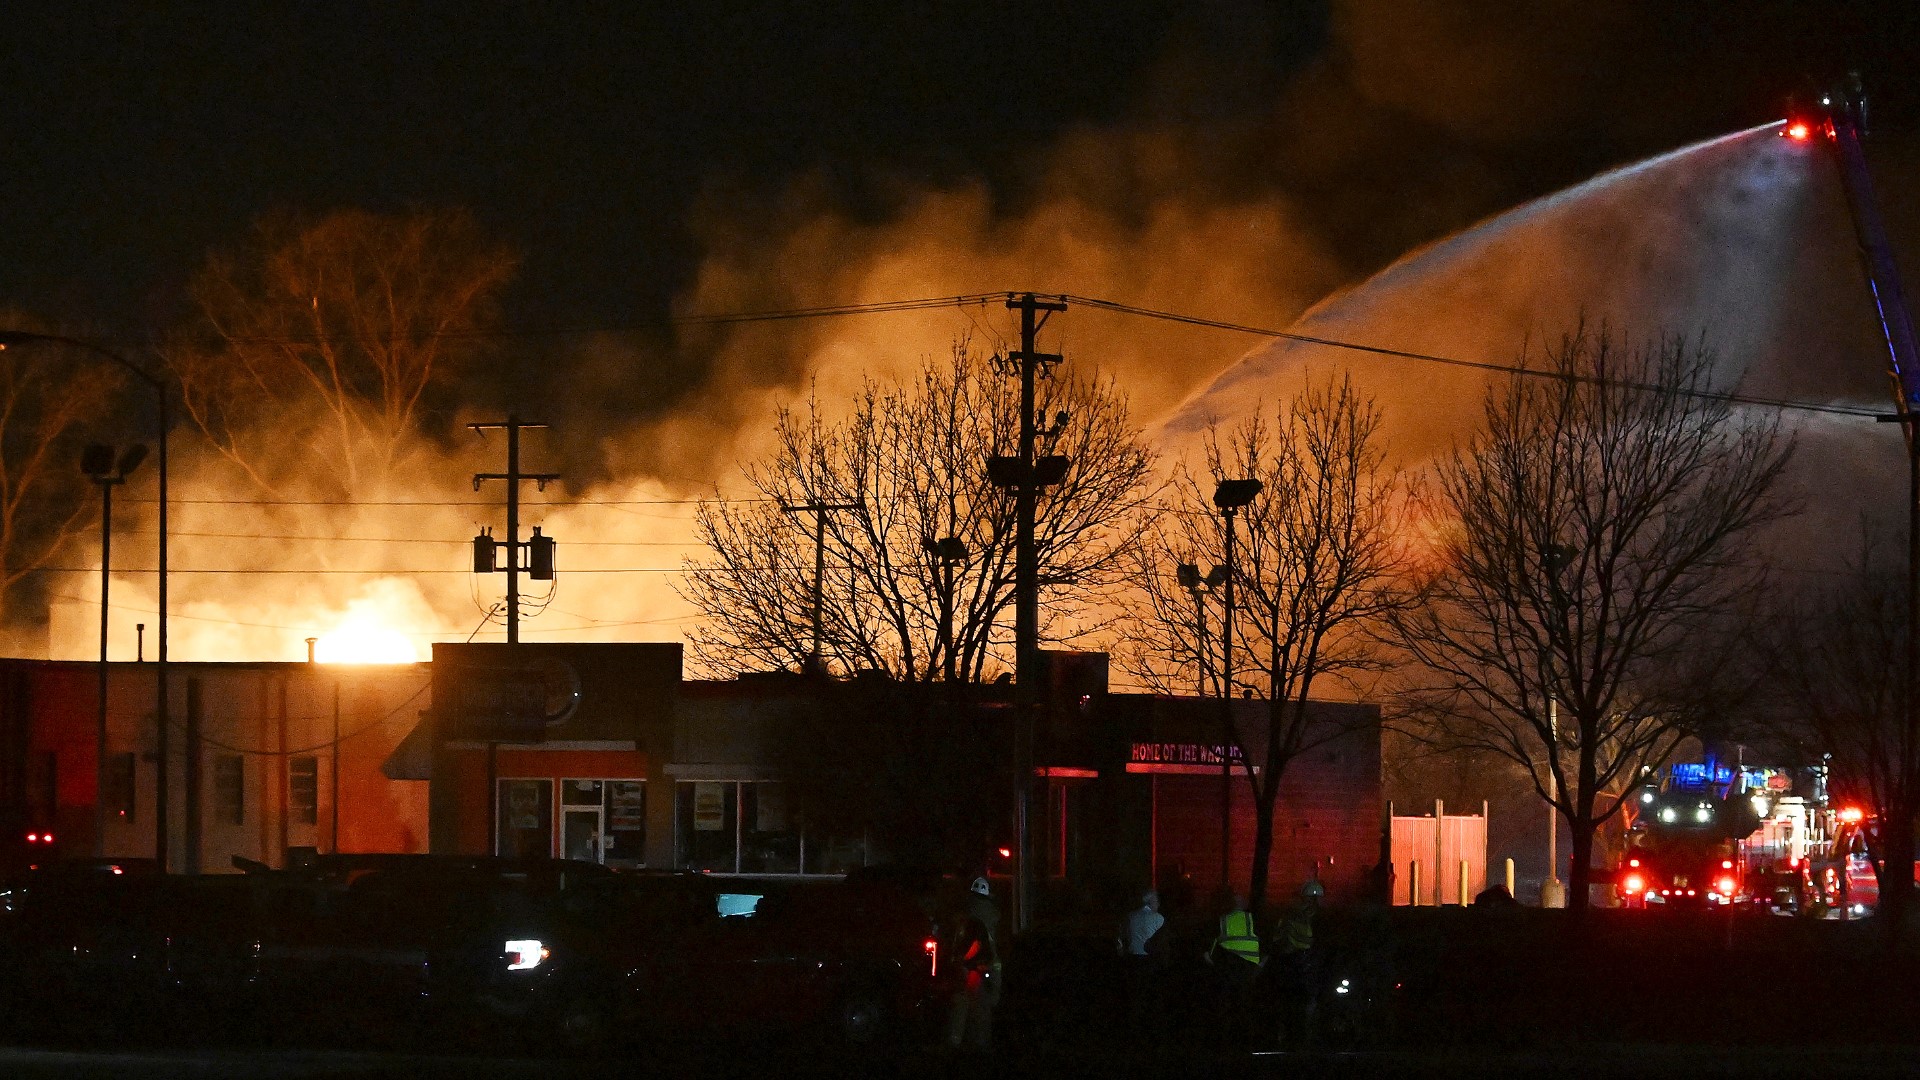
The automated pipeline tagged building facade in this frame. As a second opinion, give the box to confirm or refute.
[0,658,429,872]
[2,645,1384,907]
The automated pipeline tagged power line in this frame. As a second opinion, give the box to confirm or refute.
[173,531,700,547]
[92,289,1882,419]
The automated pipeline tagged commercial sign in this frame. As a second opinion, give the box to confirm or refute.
[1125,742,1255,775]
[693,782,728,832]
[445,656,582,741]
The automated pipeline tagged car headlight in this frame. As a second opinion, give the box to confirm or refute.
[504,939,549,971]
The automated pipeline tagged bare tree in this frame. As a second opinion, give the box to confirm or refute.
[1752,529,1916,932]
[1392,329,1793,912]
[684,344,1155,681]
[0,317,129,636]
[1124,375,1409,917]
[170,208,516,496]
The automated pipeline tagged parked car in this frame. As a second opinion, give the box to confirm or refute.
[0,868,264,1043]
[498,874,944,1050]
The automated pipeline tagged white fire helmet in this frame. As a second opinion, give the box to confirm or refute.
[971,876,991,897]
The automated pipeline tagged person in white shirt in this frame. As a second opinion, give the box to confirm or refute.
[1125,890,1165,956]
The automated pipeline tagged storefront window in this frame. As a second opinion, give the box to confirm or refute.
[740,783,800,874]
[675,780,866,875]
[676,781,738,872]
[604,781,646,866]
[497,778,553,858]
[805,833,869,875]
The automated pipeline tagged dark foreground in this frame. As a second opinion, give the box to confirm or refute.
[3,1043,1920,1080]
[5,888,1918,1076]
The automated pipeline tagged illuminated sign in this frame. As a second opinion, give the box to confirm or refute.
[1669,762,1732,788]
[1131,742,1236,766]
[1125,742,1255,775]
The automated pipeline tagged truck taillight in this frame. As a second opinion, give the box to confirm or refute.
[924,937,938,978]
[1718,876,1735,896]
[1624,874,1644,894]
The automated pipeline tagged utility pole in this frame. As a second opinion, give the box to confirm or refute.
[989,292,1068,933]
[470,415,558,857]
[470,415,560,644]
[781,500,861,672]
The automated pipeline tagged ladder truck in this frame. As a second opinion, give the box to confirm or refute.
[1782,79,1920,915]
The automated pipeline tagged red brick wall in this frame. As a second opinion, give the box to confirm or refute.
[1150,713,1382,908]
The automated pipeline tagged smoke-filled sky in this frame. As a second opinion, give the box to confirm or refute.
[5,1,1919,664]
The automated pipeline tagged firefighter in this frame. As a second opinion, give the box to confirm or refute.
[944,877,1001,1051]
[1271,880,1323,1047]
[1210,892,1263,1045]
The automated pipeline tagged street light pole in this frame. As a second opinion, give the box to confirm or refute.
[1212,479,1263,894]
[1175,563,1224,698]
[1539,542,1575,908]
[0,332,170,871]
[83,443,146,857]
[928,537,969,682]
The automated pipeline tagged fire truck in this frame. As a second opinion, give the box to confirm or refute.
[1616,757,1887,917]
[1618,763,1760,908]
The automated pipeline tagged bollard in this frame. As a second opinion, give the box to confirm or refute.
[1409,860,1421,907]
[1505,857,1515,896]
[1459,860,1469,904]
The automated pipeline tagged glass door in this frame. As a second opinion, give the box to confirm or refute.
[562,807,603,863]
[561,779,605,863]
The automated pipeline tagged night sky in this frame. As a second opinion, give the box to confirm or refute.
[4,1,1919,440]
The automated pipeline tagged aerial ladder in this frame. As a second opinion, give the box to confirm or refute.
[1786,79,1920,914]
[1787,79,1920,412]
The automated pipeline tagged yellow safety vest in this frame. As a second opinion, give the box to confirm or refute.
[1216,910,1262,965]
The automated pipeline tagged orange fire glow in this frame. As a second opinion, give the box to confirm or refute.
[314,616,420,664]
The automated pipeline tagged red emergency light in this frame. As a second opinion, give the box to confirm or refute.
[1783,121,1812,141]
[1839,807,1865,824]
[1623,874,1645,894]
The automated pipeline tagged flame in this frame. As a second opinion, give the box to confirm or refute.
[314,613,420,664]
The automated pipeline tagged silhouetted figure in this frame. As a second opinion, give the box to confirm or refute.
[1122,890,1167,1043]
[1125,890,1165,958]
[1210,891,1263,1046]
[1270,880,1323,1048]
[944,876,1001,1051]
